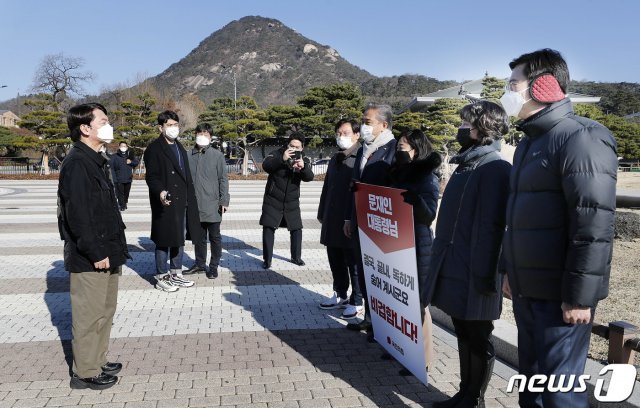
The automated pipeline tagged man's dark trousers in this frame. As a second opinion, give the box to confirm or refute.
[194,222,222,268]
[326,246,358,302]
[116,182,132,209]
[262,227,302,263]
[513,297,593,408]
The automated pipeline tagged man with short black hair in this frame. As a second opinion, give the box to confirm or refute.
[58,103,129,390]
[183,123,230,279]
[260,132,314,269]
[501,49,618,407]
[111,141,139,211]
[144,111,202,292]
[318,119,362,314]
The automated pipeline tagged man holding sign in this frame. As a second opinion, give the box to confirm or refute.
[353,182,429,385]
[343,103,396,333]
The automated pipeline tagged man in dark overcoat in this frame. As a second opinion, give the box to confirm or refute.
[317,119,361,315]
[260,132,314,269]
[144,110,203,292]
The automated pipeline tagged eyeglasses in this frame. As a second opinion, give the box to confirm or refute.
[505,81,527,92]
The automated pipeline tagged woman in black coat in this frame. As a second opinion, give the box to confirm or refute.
[389,129,441,374]
[430,101,511,408]
[260,132,314,269]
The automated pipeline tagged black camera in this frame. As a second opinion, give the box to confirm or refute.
[293,151,302,160]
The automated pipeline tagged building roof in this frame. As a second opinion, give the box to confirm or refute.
[403,78,601,112]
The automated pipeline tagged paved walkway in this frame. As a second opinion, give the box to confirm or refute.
[0,180,519,407]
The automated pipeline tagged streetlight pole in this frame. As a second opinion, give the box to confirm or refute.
[232,71,237,111]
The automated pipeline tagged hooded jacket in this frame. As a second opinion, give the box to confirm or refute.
[260,146,314,230]
[389,152,442,306]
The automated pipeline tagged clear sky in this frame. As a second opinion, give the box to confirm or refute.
[1,0,638,102]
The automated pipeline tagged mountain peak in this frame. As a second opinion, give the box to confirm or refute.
[149,15,372,106]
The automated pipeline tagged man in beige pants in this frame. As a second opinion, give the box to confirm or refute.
[58,103,130,390]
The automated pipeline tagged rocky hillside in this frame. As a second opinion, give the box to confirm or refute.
[144,16,456,108]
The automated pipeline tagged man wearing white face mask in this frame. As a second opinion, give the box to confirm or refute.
[343,103,397,332]
[501,49,617,408]
[58,103,129,389]
[144,111,203,292]
[111,141,139,211]
[317,119,362,313]
[184,123,230,279]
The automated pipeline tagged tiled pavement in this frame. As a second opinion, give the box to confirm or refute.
[0,180,519,407]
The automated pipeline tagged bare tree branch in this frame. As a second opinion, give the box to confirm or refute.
[31,53,94,107]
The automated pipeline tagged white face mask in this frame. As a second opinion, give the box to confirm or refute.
[96,124,114,143]
[165,126,179,139]
[119,147,128,153]
[195,135,210,147]
[360,124,375,143]
[336,136,354,150]
[500,88,530,118]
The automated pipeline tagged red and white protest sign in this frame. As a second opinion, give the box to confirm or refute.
[355,182,427,385]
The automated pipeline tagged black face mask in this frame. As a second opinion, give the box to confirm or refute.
[395,150,412,165]
[456,128,475,151]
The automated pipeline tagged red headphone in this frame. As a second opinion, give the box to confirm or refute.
[529,73,565,103]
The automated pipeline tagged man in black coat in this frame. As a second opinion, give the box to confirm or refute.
[144,111,202,292]
[501,49,617,408]
[260,132,314,269]
[317,119,361,314]
[343,103,397,330]
[58,103,129,390]
[111,141,139,211]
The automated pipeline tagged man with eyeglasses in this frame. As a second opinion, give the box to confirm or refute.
[259,132,314,269]
[500,49,617,407]
[144,110,203,292]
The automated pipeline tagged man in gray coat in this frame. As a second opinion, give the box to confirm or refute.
[184,123,230,279]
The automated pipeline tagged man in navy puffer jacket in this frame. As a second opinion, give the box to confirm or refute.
[501,49,617,408]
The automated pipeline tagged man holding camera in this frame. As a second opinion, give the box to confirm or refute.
[260,132,314,269]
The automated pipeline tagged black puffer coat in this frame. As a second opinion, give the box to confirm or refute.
[503,98,618,307]
[318,142,361,247]
[430,140,511,321]
[144,135,203,247]
[389,152,442,306]
[260,147,314,230]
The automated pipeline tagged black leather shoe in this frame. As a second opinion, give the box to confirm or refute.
[101,362,122,375]
[206,266,218,279]
[291,258,305,266]
[183,265,206,275]
[262,261,271,269]
[70,372,118,390]
[346,320,372,331]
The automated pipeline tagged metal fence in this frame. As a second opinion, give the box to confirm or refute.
[0,158,330,177]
